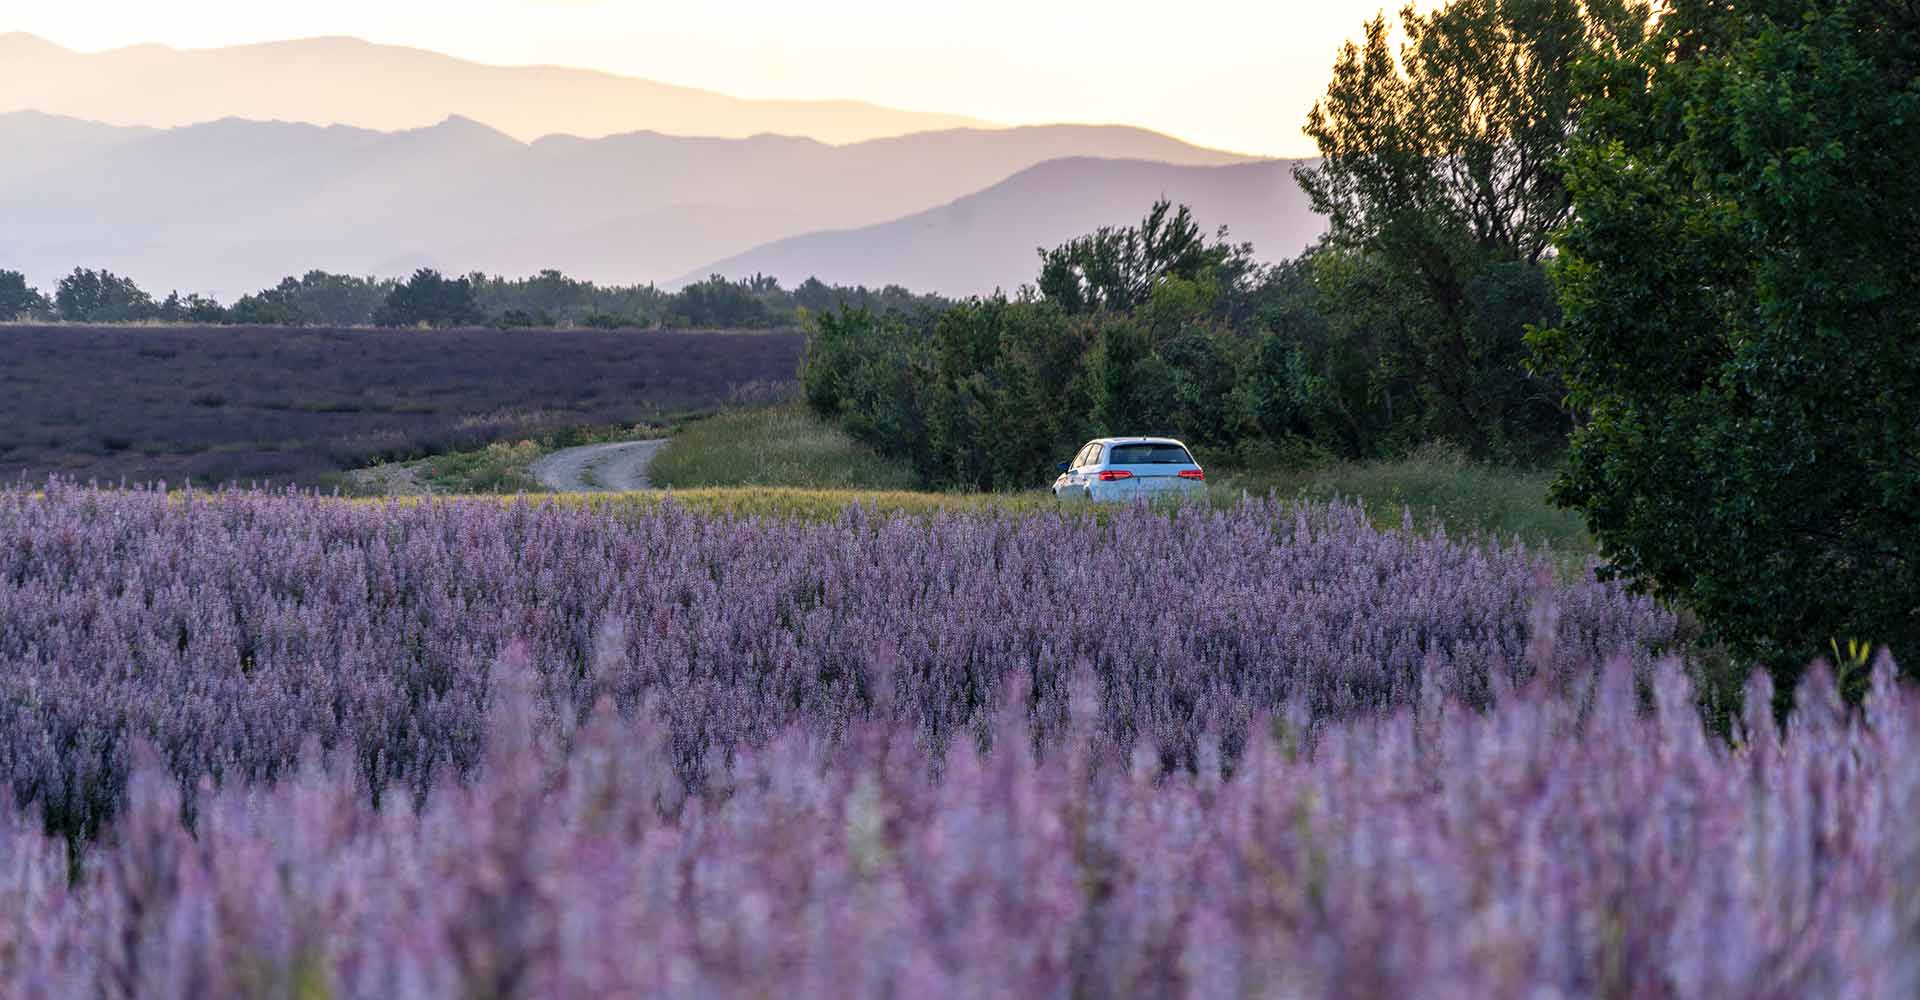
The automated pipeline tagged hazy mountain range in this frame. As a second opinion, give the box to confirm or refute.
[0,32,986,144]
[0,111,1320,299]
[0,34,1325,300]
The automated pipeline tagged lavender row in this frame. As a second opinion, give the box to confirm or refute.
[0,485,1674,838]
[1,654,1912,997]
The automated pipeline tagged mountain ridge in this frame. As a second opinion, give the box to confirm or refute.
[0,32,998,145]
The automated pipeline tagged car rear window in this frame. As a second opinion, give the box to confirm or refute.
[1106,443,1194,465]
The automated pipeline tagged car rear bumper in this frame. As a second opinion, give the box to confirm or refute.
[1085,479,1207,503]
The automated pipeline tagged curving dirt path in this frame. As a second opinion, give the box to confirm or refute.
[529,440,668,492]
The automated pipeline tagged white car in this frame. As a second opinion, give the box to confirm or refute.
[1051,437,1208,502]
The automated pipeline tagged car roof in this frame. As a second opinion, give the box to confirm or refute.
[1090,437,1188,446]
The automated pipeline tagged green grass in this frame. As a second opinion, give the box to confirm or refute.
[412,440,546,493]
[647,405,922,491]
[1212,443,1591,555]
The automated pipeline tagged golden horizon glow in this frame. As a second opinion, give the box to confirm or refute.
[1,0,1400,156]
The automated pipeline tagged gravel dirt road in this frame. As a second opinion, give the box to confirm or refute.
[529,440,668,492]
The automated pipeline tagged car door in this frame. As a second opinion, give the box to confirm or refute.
[1077,443,1103,496]
[1058,444,1090,494]
[1062,443,1092,496]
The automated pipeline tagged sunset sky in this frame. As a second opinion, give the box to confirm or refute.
[3,0,1401,156]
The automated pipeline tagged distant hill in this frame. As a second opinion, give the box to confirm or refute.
[0,113,1259,298]
[683,158,1327,296]
[0,109,152,187]
[0,32,987,145]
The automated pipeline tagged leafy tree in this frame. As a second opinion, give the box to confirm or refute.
[0,270,49,320]
[673,275,769,328]
[1531,0,1920,683]
[374,269,483,328]
[54,268,156,323]
[1296,0,1646,458]
[917,298,1096,490]
[802,306,932,469]
[230,272,390,326]
[1037,201,1240,315]
[156,291,227,324]
[1085,317,1178,440]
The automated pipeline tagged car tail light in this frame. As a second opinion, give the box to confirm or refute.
[1097,470,1133,481]
[1178,469,1206,480]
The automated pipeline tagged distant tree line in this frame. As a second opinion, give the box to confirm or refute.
[0,266,949,330]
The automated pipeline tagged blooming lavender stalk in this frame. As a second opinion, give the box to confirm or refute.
[9,484,1898,997]
[0,484,1675,841]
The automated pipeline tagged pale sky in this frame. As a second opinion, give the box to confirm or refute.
[1,0,1397,156]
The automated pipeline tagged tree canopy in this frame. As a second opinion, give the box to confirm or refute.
[373,269,484,329]
[54,268,157,323]
[1294,0,1649,459]
[0,271,49,321]
[1036,201,1240,315]
[1532,0,1920,684]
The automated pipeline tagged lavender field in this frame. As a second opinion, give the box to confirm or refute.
[0,325,803,488]
[0,485,1913,996]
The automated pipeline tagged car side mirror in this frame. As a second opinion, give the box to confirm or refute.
[1055,461,1071,473]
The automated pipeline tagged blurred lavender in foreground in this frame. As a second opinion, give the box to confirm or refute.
[0,651,1913,997]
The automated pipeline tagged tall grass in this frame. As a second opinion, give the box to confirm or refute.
[648,405,921,491]
[1214,443,1591,554]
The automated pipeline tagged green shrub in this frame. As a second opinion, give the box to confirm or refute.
[648,406,920,491]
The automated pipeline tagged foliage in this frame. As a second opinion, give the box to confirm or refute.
[0,270,50,321]
[1295,0,1647,459]
[412,439,547,494]
[155,291,228,324]
[53,267,157,323]
[1036,200,1237,315]
[17,265,950,331]
[801,305,936,469]
[1532,0,1920,681]
[672,274,771,328]
[230,271,394,327]
[466,270,948,332]
[647,405,921,491]
[374,268,484,328]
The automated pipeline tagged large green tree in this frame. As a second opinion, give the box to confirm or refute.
[1532,0,1920,682]
[1297,0,1647,458]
